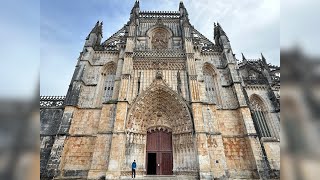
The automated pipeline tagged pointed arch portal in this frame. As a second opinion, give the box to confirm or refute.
[124,78,197,175]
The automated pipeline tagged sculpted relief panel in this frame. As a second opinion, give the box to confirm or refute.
[123,79,197,173]
[151,30,169,49]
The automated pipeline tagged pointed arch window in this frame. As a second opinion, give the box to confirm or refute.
[250,96,272,137]
[103,63,116,102]
[203,65,218,104]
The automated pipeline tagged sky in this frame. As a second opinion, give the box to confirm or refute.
[0,0,39,99]
[40,0,280,96]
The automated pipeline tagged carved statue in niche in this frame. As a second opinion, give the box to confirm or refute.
[151,30,168,49]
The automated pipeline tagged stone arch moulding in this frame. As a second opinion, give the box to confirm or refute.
[249,94,277,138]
[146,24,174,50]
[123,78,198,175]
[249,94,270,112]
[101,61,117,76]
[96,61,117,105]
[126,78,194,134]
[203,62,218,76]
[202,62,222,105]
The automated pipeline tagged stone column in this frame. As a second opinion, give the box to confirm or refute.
[112,58,124,100]
[105,49,133,178]
[105,102,128,179]
[192,103,212,179]
[88,104,116,179]
[239,107,270,179]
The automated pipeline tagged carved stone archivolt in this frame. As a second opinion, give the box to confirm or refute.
[127,79,193,134]
[123,78,197,173]
[249,94,268,111]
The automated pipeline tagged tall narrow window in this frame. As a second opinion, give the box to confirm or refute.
[250,95,272,137]
[177,71,182,95]
[103,63,116,102]
[203,65,217,104]
[137,72,141,96]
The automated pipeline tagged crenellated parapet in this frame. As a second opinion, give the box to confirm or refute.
[40,96,66,108]
[139,11,180,18]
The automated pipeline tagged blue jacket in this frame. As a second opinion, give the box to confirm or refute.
[132,162,137,169]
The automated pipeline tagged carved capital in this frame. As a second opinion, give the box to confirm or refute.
[186,53,194,59]
[124,52,133,58]
[121,74,130,79]
[189,75,197,80]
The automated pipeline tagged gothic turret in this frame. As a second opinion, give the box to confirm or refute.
[242,53,247,63]
[84,21,103,47]
[179,1,188,16]
[179,1,189,20]
[130,0,140,22]
[260,53,272,83]
[261,53,267,65]
[214,22,230,48]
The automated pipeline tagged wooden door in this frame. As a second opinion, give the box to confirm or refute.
[146,130,173,175]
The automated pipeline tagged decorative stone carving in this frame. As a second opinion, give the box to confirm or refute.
[124,78,197,173]
[40,96,65,108]
[151,30,169,49]
[133,59,186,70]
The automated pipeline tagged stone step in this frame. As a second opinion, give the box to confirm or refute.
[122,176,176,180]
[121,175,192,180]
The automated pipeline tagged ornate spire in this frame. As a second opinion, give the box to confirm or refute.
[242,53,247,61]
[217,23,227,36]
[179,1,185,9]
[134,0,139,8]
[131,0,140,14]
[261,53,267,64]
[86,21,103,40]
[179,1,188,17]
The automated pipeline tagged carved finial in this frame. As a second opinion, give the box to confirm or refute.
[134,0,140,8]
[261,53,267,64]
[241,53,246,60]
[156,70,163,79]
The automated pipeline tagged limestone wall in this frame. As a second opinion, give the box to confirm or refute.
[40,107,65,179]
[263,141,280,170]
[60,136,95,178]
[68,109,101,135]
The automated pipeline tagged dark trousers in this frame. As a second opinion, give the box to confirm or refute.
[132,169,136,178]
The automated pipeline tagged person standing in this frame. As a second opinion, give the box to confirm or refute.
[131,160,136,178]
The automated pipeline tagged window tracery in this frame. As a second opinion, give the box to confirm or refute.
[103,63,116,102]
[203,65,218,104]
[250,96,272,137]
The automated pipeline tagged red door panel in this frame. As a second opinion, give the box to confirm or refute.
[161,153,173,175]
[146,130,173,175]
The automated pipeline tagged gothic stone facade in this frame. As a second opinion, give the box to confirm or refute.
[40,1,280,180]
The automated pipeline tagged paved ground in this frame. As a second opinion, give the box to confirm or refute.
[121,175,194,180]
